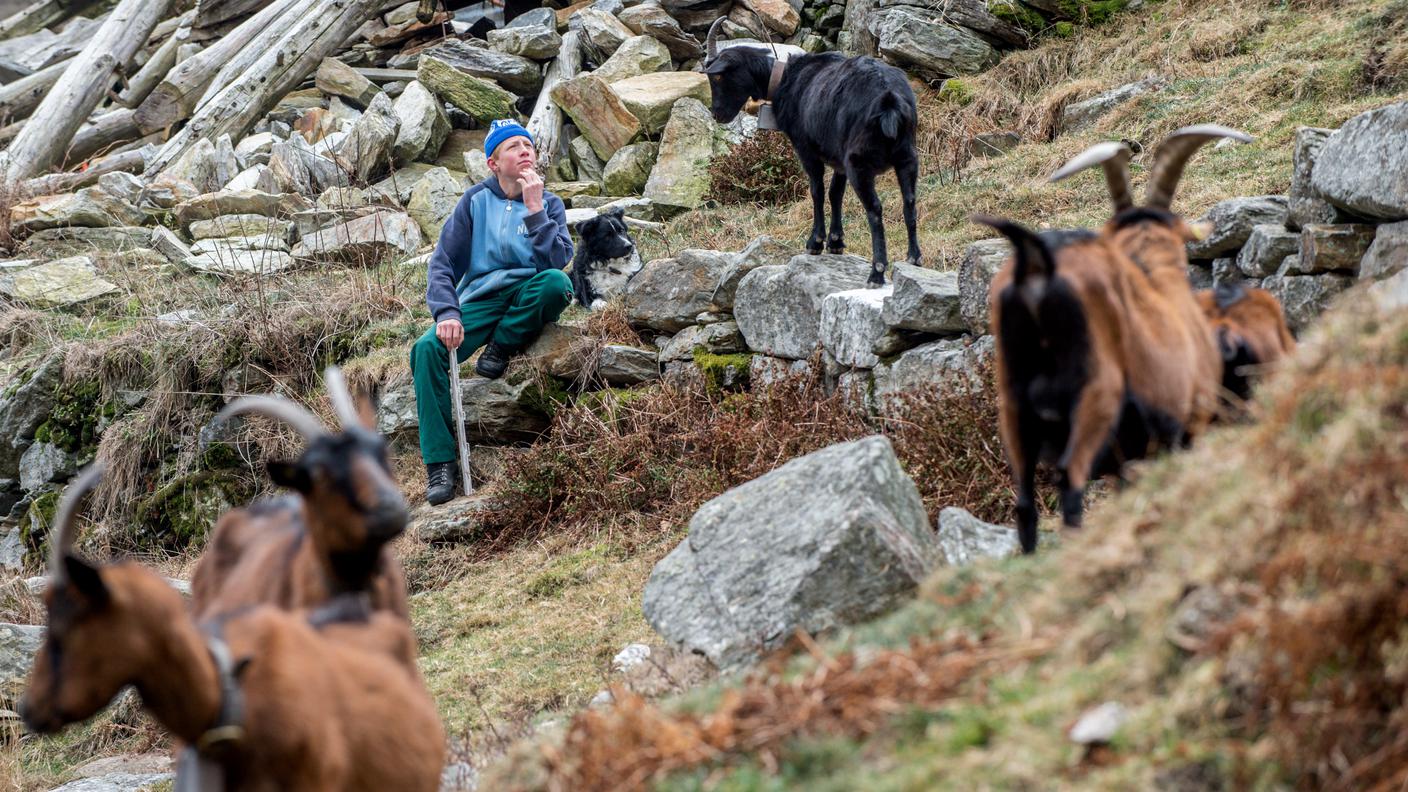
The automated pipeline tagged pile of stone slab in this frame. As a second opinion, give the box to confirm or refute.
[1184,102,1408,332]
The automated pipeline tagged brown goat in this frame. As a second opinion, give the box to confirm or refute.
[191,367,411,621]
[1196,281,1296,401]
[20,466,445,792]
[979,125,1247,553]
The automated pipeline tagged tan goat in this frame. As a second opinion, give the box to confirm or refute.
[1196,281,1296,402]
[979,125,1247,553]
[19,466,445,792]
[191,367,411,621]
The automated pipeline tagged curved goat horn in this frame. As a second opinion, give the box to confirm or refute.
[323,367,360,431]
[1146,124,1252,209]
[1049,140,1136,214]
[216,395,329,441]
[49,464,104,579]
[704,16,726,62]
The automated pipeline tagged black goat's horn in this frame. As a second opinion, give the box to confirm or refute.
[216,395,329,441]
[1049,141,1136,214]
[704,16,726,62]
[1146,124,1252,209]
[323,367,360,431]
[49,464,104,580]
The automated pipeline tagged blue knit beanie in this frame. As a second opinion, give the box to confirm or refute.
[484,119,534,158]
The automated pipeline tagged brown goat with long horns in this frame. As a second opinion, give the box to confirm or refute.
[1196,281,1296,402]
[979,124,1246,553]
[191,367,411,621]
[20,466,445,792]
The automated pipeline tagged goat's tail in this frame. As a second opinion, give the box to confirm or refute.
[877,91,913,140]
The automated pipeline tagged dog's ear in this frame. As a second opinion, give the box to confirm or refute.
[604,206,625,220]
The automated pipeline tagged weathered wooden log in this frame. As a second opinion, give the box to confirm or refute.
[192,0,274,29]
[133,0,296,133]
[1,0,176,182]
[118,12,193,109]
[191,0,315,113]
[0,56,68,123]
[21,146,147,195]
[64,108,141,166]
[528,30,580,171]
[0,119,21,148]
[0,0,103,42]
[354,67,419,83]
[146,0,379,179]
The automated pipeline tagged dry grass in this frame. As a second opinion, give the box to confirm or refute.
[475,360,1014,559]
[521,635,1005,792]
[28,261,429,554]
[412,533,667,736]
[1,693,166,792]
[483,283,1408,791]
[641,0,1406,269]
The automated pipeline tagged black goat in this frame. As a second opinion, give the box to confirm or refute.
[701,20,920,287]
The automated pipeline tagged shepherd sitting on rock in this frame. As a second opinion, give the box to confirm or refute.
[410,119,573,506]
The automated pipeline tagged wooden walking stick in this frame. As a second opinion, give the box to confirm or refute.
[448,347,474,496]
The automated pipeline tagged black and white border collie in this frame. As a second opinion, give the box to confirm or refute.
[570,207,642,310]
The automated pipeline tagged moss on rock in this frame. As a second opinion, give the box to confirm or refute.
[937,78,976,106]
[1058,0,1131,24]
[693,350,752,394]
[33,378,106,456]
[991,1,1047,34]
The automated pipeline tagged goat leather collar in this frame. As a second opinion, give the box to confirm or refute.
[174,631,246,792]
[766,58,786,102]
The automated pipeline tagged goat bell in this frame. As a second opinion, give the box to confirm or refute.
[757,103,778,131]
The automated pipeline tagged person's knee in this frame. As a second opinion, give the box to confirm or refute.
[538,269,572,308]
[411,326,445,366]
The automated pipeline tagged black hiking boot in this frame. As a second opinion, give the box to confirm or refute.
[426,461,457,505]
[475,341,515,380]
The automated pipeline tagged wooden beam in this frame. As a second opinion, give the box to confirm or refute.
[353,67,419,83]
[0,0,103,42]
[527,30,580,171]
[192,0,273,29]
[118,11,193,109]
[146,0,379,179]
[0,56,68,124]
[21,146,148,195]
[133,0,296,133]
[1,0,176,181]
[64,108,141,166]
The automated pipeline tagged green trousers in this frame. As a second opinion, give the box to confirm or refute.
[410,269,573,465]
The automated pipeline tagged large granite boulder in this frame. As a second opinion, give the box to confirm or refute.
[642,435,939,669]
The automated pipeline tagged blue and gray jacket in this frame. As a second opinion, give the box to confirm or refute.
[425,177,574,322]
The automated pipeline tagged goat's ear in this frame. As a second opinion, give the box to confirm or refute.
[266,460,312,492]
[971,214,1053,284]
[354,394,377,431]
[62,555,109,608]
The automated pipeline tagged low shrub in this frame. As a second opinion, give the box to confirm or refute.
[708,131,808,207]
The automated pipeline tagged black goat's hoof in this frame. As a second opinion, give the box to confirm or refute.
[805,246,824,256]
[827,245,846,255]
[866,272,886,288]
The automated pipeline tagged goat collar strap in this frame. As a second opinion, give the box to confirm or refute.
[196,631,246,753]
[766,58,786,102]
[175,632,246,792]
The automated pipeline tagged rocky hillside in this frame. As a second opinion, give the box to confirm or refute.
[0,0,1405,789]
[486,273,1408,791]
